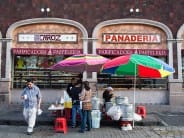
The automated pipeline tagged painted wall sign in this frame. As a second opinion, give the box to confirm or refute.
[97,49,168,56]
[102,33,161,43]
[18,33,78,43]
[12,48,82,55]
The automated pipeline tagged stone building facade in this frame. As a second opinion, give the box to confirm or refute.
[0,0,183,105]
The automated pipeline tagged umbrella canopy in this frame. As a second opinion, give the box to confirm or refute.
[102,54,175,78]
[101,54,175,128]
[50,54,109,73]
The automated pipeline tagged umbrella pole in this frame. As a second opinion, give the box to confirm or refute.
[133,64,136,128]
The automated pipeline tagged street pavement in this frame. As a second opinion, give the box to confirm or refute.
[1,125,184,138]
[0,104,184,138]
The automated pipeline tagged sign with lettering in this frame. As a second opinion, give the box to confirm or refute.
[102,33,161,43]
[12,48,82,55]
[18,33,77,43]
[97,49,168,56]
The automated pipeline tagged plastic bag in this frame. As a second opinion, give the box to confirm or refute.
[64,91,71,102]
[133,113,142,121]
[107,105,122,120]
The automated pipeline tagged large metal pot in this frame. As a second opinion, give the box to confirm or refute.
[115,96,128,105]
[121,103,133,121]
[92,97,100,110]
[105,102,113,112]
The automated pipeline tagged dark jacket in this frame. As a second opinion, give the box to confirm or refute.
[70,86,82,105]
[66,83,74,97]
[103,90,113,102]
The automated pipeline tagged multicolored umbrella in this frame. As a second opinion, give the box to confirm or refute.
[101,54,175,127]
[50,54,109,73]
[102,54,175,78]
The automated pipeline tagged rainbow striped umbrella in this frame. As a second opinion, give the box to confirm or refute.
[102,54,174,78]
[101,54,174,127]
[50,54,109,73]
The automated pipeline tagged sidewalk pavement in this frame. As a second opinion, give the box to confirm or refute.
[0,104,184,138]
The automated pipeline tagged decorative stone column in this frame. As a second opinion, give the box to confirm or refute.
[168,79,184,105]
[0,78,11,103]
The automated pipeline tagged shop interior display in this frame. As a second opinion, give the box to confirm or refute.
[13,69,78,88]
[13,55,78,89]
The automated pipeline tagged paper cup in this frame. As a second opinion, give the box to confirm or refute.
[37,109,43,116]
[24,95,27,100]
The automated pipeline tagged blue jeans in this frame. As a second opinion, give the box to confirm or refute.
[72,104,82,126]
[81,110,91,131]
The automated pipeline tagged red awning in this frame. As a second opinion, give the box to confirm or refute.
[12,48,83,56]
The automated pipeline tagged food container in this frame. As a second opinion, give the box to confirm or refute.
[115,96,128,105]
[121,104,133,121]
[105,102,113,112]
[92,97,100,110]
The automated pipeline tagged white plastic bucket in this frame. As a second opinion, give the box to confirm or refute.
[91,110,101,118]
[92,118,100,128]
[91,110,101,128]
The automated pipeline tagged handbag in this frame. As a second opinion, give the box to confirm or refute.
[82,102,92,110]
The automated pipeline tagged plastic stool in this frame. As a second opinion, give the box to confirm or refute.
[136,106,146,118]
[54,117,68,134]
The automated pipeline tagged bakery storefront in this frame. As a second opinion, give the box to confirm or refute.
[6,18,88,90]
[93,19,173,104]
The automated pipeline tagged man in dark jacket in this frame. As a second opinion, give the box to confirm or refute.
[70,79,82,128]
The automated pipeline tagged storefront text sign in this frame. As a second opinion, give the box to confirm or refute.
[12,48,82,55]
[97,49,168,56]
[18,33,77,43]
[102,34,161,43]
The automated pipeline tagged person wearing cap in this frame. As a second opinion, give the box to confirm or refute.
[102,86,114,103]
[21,79,42,135]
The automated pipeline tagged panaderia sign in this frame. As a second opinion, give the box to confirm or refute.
[102,33,161,43]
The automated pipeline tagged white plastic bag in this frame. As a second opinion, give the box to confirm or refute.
[133,113,142,121]
[64,91,70,102]
[112,109,122,120]
[37,108,43,116]
[107,105,122,120]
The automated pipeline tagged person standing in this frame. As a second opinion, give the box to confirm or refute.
[102,86,114,112]
[21,79,42,135]
[79,81,92,133]
[70,79,83,128]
